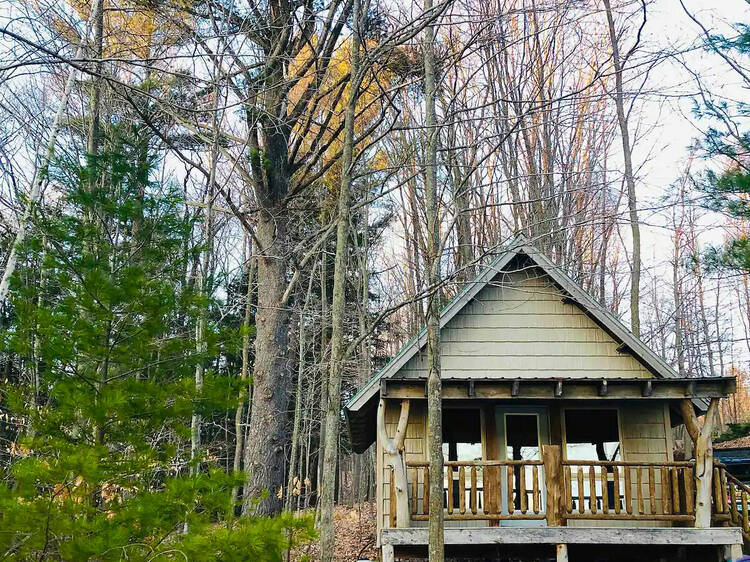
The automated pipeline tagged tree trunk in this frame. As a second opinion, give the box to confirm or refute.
[316,254,329,513]
[423,0,444,556]
[230,246,255,513]
[242,211,292,515]
[604,0,641,337]
[86,0,104,159]
[0,3,102,302]
[377,399,411,528]
[191,79,220,481]
[319,2,363,555]
[680,399,718,528]
[286,271,315,512]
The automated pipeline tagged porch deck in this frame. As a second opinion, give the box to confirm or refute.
[380,527,744,562]
[381,526,742,547]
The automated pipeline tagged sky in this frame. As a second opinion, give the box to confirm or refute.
[635,0,748,246]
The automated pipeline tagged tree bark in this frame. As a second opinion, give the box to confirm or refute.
[423,0,444,556]
[286,271,315,512]
[230,246,255,514]
[319,3,363,555]
[242,210,292,515]
[86,0,104,159]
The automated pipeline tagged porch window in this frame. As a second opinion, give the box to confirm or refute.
[564,408,621,462]
[442,409,482,462]
[442,409,482,509]
[564,408,621,511]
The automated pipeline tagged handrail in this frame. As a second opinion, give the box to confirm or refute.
[391,458,701,527]
[407,459,544,467]
[562,460,696,522]
[715,462,750,542]
[562,460,694,468]
[404,459,546,522]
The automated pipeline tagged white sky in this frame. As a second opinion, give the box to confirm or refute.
[634,0,748,247]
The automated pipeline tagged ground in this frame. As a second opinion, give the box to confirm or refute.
[292,502,378,561]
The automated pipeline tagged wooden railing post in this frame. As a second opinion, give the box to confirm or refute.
[543,444,564,527]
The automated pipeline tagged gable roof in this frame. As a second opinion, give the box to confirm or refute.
[346,235,678,415]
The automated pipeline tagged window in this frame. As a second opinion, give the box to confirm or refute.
[442,408,482,462]
[442,409,482,509]
[505,413,541,461]
[565,409,622,511]
[564,409,621,461]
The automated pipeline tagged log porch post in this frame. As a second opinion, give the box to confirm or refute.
[543,444,564,527]
[680,398,718,528]
[378,398,411,528]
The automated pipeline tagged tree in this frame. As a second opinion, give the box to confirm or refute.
[603,0,645,337]
[319,0,366,556]
[679,3,750,271]
[0,134,314,560]
[423,0,444,558]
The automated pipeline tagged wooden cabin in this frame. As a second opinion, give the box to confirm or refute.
[345,237,747,562]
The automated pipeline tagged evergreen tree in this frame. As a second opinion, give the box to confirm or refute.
[697,24,750,269]
[0,129,313,560]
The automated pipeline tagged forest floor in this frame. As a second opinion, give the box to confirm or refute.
[293,502,379,561]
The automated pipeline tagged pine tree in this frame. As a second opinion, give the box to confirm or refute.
[0,128,314,561]
[697,24,750,269]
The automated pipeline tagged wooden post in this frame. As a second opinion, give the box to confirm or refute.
[382,544,395,562]
[543,444,564,527]
[378,399,411,528]
[724,543,742,561]
[680,398,718,528]
[556,544,569,562]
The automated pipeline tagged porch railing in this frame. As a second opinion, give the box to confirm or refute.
[391,457,698,526]
[714,462,750,545]
[562,460,696,522]
[403,460,546,522]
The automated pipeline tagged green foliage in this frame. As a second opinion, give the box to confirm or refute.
[0,130,313,560]
[696,25,750,270]
[715,422,750,444]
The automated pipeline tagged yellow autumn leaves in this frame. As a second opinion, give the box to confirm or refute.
[50,0,192,61]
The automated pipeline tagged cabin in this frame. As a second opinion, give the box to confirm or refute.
[345,237,748,562]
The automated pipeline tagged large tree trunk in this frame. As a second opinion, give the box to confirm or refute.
[423,0,444,556]
[242,211,292,515]
[319,2,363,554]
[86,0,104,159]
[604,0,641,337]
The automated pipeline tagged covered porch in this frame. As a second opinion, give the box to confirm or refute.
[370,375,744,560]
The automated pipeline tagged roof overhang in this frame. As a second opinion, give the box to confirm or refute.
[346,376,734,453]
[379,376,735,401]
